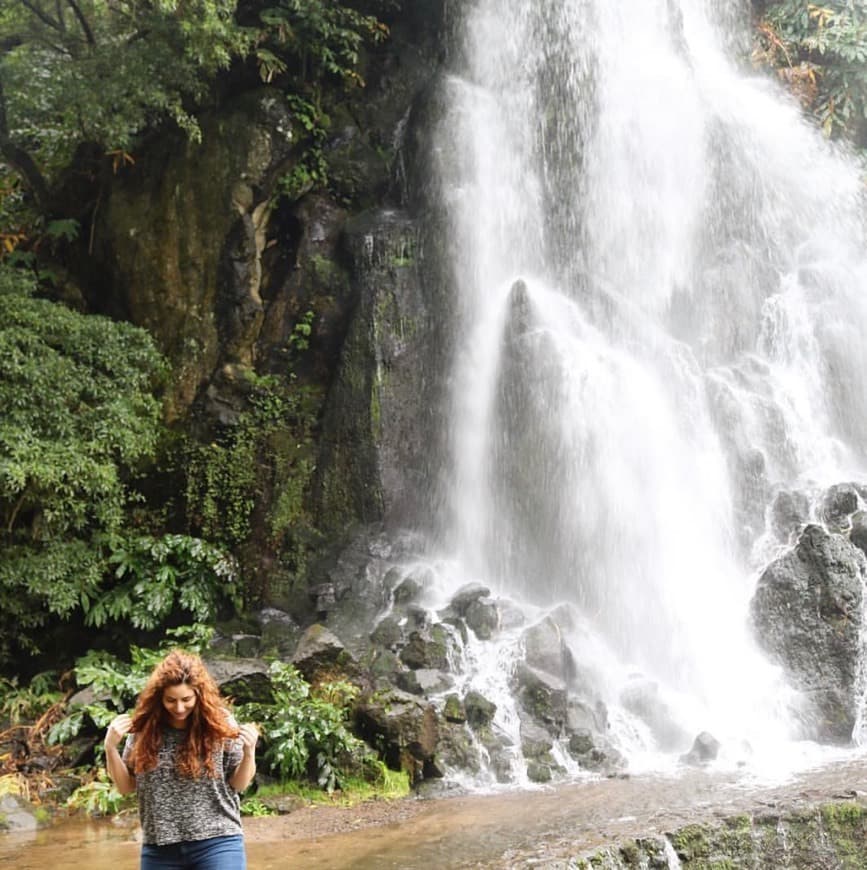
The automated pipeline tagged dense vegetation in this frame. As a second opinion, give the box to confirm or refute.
[0,265,240,667]
[0,0,394,670]
[0,0,391,252]
[754,0,867,149]
[0,0,396,807]
[1,628,407,818]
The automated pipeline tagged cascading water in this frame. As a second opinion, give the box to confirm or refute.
[415,0,867,780]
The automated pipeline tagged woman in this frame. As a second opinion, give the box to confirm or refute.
[104,650,259,870]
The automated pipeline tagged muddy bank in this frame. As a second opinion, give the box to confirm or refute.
[239,756,867,868]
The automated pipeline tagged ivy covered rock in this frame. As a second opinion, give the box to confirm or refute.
[355,688,439,784]
[204,657,274,705]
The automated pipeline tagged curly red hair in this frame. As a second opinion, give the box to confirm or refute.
[128,650,239,778]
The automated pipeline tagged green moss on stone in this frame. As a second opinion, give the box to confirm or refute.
[822,801,864,826]
[671,824,712,861]
[618,841,641,867]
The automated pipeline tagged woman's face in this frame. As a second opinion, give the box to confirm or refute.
[162,682,197,728]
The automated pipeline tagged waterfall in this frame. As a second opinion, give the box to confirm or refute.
[422,0,867,773]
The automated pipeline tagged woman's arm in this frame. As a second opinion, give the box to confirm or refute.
[228,722,259,793]
[104,713,137,795]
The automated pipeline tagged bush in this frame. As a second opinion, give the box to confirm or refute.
[236,661,367,792]
[0,266,235,664]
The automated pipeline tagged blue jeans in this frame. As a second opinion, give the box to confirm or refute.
[140,834,247,870]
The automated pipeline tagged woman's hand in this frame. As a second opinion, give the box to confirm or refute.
[105,713,133,751]
[104,713,136,794]
[230,723,259,792]
[238,722,259,758]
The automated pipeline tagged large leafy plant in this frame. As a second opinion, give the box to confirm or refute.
[236,660,366,792]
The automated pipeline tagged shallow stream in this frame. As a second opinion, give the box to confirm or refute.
[4,755,867,868]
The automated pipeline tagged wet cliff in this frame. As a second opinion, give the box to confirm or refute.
[71,2,449,614]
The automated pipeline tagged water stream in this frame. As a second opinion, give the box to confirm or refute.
[416,0,867,776]
[4,755,866,867]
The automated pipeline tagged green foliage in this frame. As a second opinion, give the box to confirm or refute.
[288,309,316,353]
[184,373,319,568]
[0,672,61,724]
[66,770,131,817]
[756,1,867,147]
[0,267,235,662]
[95,533,239,629]
[251,763,409,805]
[240,796,277,816]
[236,661,364,792]
[0,265,163,658]
[255,0,389,90]
[184,435,257,549]
[334,762,410,801]
[277,95,330,200]
[0,0,252,178]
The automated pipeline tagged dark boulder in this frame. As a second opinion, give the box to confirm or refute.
[751,524,867,743]
[680,731,721,766]
[464,690,497,729]
[355,688,439,784]
[821,483,861,530]
[204,657,273,705]
[850,511,867,557]
[291,624,357,683]
[769,488,810,543]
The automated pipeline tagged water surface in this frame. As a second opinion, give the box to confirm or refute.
[4,756,866,868]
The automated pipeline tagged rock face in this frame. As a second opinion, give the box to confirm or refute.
[751,524,867,743]
[77,5,448,612]
[89,89,298,419]
[0,794,40,833]
[313,208,441,536]
[355,688,440,784]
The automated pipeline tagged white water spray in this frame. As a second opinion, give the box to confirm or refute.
[426,0,867,772]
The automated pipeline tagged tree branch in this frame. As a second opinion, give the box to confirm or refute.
[18,0,65,33]
[65,0,96,47]
[0,77,50,212]
[0,35,24,53]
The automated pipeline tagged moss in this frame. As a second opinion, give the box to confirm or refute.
[670,824,712,861]
[309,253,344,285]
[724,814,752,831]
[818,801,867,867]
[821,801,864,826]
[576,800,867,868]
[618,841,641,867]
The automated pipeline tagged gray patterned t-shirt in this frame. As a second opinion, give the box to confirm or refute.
[122,724,244,846]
